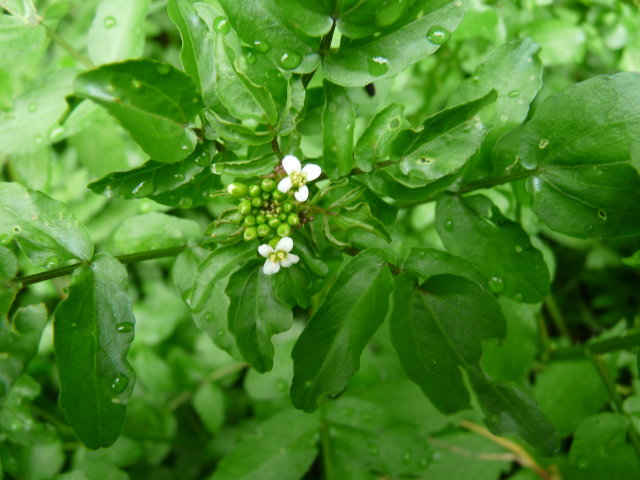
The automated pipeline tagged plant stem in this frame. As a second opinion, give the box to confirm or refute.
[320,420,334,480]
[40,22,94,69]
[12,245,187,287]
[551,330,640,360]
[543,294,571,340]
[302,22,336,88]
[458,170,535,193]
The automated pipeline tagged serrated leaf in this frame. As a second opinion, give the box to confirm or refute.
[354,103,405,172]
[519,72,640,238]
[218,0,321,74]
[323,0,467,86]
[435,194,550,303]
[87,0,150,64]
[291,250,393,412]
[53,253,136,449]
[0,182,93,266]
[226,264,292,372]
[74,59,202,163]
[322,81,355,178]
[0,304,47,399]
[210,409,319,480]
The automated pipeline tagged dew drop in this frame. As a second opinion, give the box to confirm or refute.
[116,322,134,333]
[195,153,209,166]
[444,219,454,231]
[216,329,226,337]
[389,118,400,129]
[278,51,302,70]
[514,293,524,302]
[11,225,21,234]
[131,79,142,89]
[426,26,450,45]
[538,139,549,149]
[28,102,37,113]
[368,442,380,456]
[275,379,287,392]
[597,209,607,221]
[515,244,524,253]
[213,16,230,34]
[402,451,412,464]
[180,144,189,151]
[488,276,505,293]
[45,256,59,269]
[245,50,257,65]
[253,40,271,53]
[585,224,595,233]
[49,126,65,142]
[156,64,171,76]
[179,197,193,209]
[507,89,520,98]
[173,173,185,181]
[103,16,117,29]
[367,56,389,76]
[131,180,154,197]
[111,373,129,394]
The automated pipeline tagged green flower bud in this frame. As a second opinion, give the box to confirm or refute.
[257,224,270,237]
[226,182,249,197]
[243,215,256,226]
[237,200,252,216]
[262,193,270,200]
[244,227,257,241]
[256,214,266,224]
[230,213,243,225]
[283,201,293,213]
[268,218,280,229]
[261,178,276,193]
[249,184,262,197]
[277,223,292,237]
[278,213,287,221]
[287,213,300,226]
[276,207,283,213]
[252,208,259,215]
[272,190,285,201]
[251,197,263,208]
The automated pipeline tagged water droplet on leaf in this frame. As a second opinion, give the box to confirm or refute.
[116,322,134,333]
[111,373,129,394]
[367,56,389,76]
[488,276,505,293]
[426,26,450,45]
[253,40,271,53]
[444,219,454,231]
[245,50,256,64]
[49,126,65,142]
[278,51,302,69]
[213,16,230,33]
[131,180,154,197]
[11,225,21,234]
[103,16,117,28]
[275,379,287,392]
[389,118,400,129]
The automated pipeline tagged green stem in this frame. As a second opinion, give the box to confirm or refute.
[320,420,334,480]
[591,354,640,459]
[551,330,640,360]
[458,170,536,193]
[544,294,571,340]
[41,23,94,69]
[302,22,336,88]
[12,245,187,287]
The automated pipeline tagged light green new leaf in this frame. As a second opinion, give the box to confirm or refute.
[0,304,47,399]
[0,13,45,62]
[291,249,393,412]
[54,253,136,449]
[0,182,93,267]
[211,152,279,177]
[436,195,550,303]
[322,81,355,178]
[323,0,467,86]
[226,264,293,372]
[87,0,150,65]
[112,212,200,255]
[210,409,320,480]
[519,72,640,238]
[354,103,404,172]
[0,244,17,280]
[74,60,202,163]
[218,0,321,74]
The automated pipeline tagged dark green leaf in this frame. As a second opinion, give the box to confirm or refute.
[291,249,393,412]
[226,264,293,372]
[436,194,550,303]
[322,81,356,178]
[210,409,320,480]
[354,103,405,172]
[519,72,640,238]
[206,110,275,145]
[0,182,93,266]
[0,304,47,398]
[323,0,467,86]
[403,247,486,286]
[272,266,312,309]
[263,0,333,38]
[74,60,202,163]
[330,202,391,242]
[54,253,136,449]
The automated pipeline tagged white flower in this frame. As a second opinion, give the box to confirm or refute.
[277,155,321,202]
[258,237,300,275]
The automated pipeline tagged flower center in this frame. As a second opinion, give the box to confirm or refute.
[269,251,288,263]
[290,171,306,187]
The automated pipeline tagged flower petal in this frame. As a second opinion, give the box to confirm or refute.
[258,244,274,257]
[281,155,301,174]
[302,163,321,181]
[277,176,293,193]
[281,253,299,267]
[263,259,280,275]
[275,236,293,252]
[294,185,309,202]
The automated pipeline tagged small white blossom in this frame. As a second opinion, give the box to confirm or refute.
[277,155,321,202]
[258,236,299,275]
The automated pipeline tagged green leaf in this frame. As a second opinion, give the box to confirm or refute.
[291,249,393,412]
[211,152,279,178]
[569,413,640,477]
[354,103,404,172]
[210,409,320,480]
[322,81,355,178]
[335,0,412,39]
[87,0,150,64]
[206,110,275,146]
[0,13,45,63]
[192,382,225,434]
[88,144,221,208]
[218,0,321,74]
[112,212,200,255]
[53,253,136,449]
[0,182,94,267]
[190,242,256,313]
[519,72,640,238]
[435,194,550,303]
[323,0,467,86]
[329,202,391,243]
[0,304,47,398]
[0,244,17,280]
[262,0,333,38]
[226,264,293,372]
[403,247,486,286]
[167,0,216,106]
[272,266,312,309]
[74,60,202,163]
